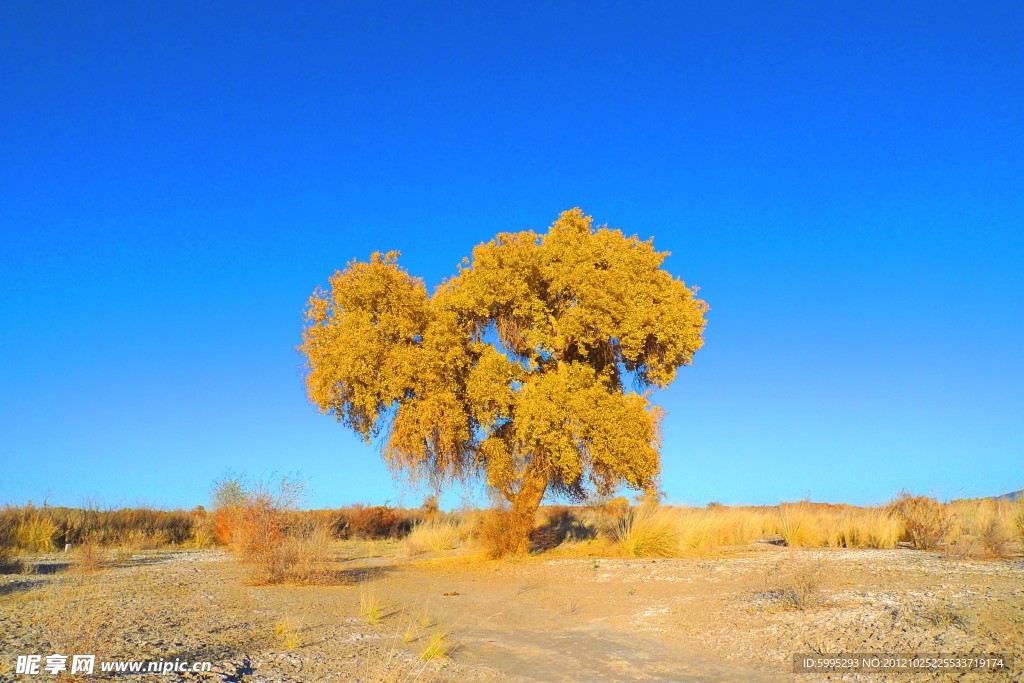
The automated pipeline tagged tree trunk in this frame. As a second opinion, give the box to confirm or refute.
[506,465,548,555]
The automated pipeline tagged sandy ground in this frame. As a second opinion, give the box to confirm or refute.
[1,543,1022,682]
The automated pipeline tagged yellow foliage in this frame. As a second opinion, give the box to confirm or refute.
[300,209,708,550]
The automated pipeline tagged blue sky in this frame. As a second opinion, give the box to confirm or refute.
[1,2,1021,509]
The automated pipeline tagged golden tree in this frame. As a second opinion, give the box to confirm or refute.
[300,209,708,553]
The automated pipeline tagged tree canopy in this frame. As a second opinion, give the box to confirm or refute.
[300,208,708,542]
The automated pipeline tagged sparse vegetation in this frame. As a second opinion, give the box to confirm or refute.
[419,628,456,661]
[916,600,971,630]
[274,619,302,650]
[71,540,108,573]
[360,586,385,625]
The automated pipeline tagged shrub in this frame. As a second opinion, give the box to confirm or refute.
[476,509,534,558]
[248,523,334,585]
[211,476,334,585]
[758,558,828,611]
[71,540,108,573]
[891,494,951,550]
[345,505,401,539]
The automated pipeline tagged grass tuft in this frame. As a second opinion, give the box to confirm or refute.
[614,506,679,558]
[419,628,455,661]
[274,619,302,650]
[360,586,385,625]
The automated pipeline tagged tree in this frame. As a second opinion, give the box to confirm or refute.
[300,208,708,553]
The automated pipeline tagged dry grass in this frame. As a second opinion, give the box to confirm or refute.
[944,499,1017,558]
[419,627,456,661]
[70,540,109,573]
[614,505,680,557]
[247,523,335,585]
[360,586,385,625]
[403,518,468,555]
[607,502,916,558]
[916,600,971,630]
[1015,507,1024,552]
[33,575,119,659]
[15,514,57,552]
[357,627,435,683]
[758,557,829,611]
[274,619,302,650]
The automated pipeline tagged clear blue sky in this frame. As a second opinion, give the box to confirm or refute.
[1,2,1021,509]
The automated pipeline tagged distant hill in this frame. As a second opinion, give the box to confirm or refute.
[995,489,1023,502]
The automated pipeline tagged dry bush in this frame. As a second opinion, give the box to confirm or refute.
[344,505,403,540]
[71,540,109,573]
[248,523,334,586]
[15,513,57,552]
[0,503,202,553]
[614,505,679,558]
[213,476,336,585]
[891,493,951,549]
[760,558,829,611]
[916,600,971,630]
[476,509,534,558]
[858,508,903,549]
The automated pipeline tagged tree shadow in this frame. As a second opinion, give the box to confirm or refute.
[531,508,598,551]
[0,578,44,595]
[324,563,397,586]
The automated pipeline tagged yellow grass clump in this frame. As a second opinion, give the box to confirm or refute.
[274,619,302,651]
[419,628,456,660]
[403,518,469,555]
[944,499,1018,559]
[614,506,680,558]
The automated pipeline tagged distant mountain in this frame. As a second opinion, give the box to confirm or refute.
[995,489,1023,502]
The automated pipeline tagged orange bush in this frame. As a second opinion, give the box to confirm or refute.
[891,493,951,549]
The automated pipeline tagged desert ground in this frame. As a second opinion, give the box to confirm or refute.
[2,539,1022,683]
